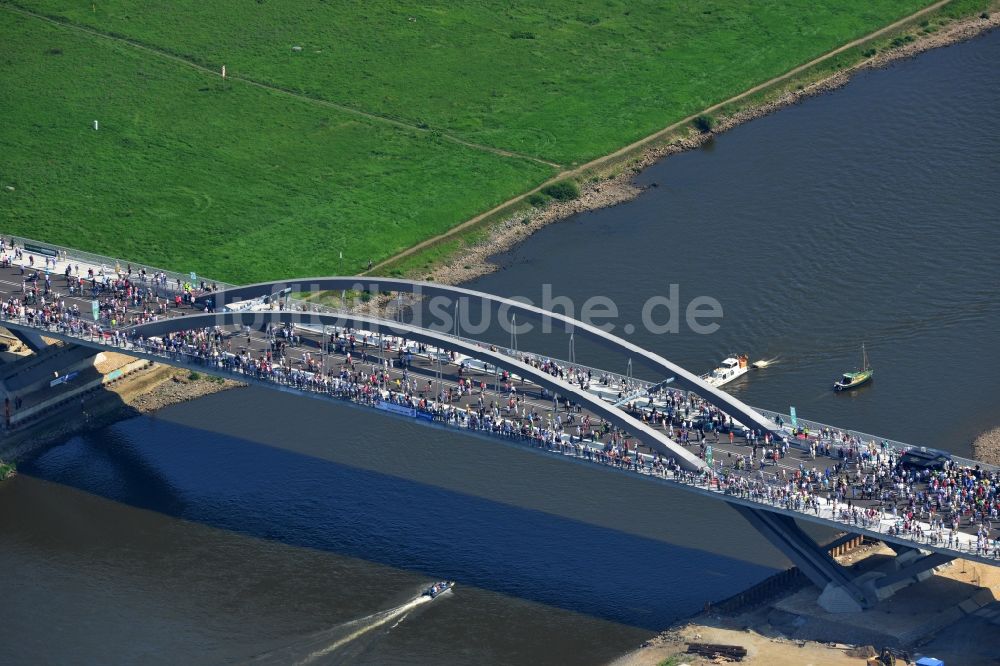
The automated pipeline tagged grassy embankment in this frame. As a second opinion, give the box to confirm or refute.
[378,0,996,280]
[0,11,553,282]
[1,0,981,283]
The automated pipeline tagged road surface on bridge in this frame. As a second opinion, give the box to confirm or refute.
[0,243,998,578]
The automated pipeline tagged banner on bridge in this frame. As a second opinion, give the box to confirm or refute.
[375,401,417,418]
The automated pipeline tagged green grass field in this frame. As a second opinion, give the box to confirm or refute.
[13,0,934,165]
[0,1,945,282]
[0,12,553,281]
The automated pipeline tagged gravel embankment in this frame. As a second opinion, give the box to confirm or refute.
[124,370,244,413]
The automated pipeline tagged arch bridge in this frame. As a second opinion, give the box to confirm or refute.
[0,259,996,613]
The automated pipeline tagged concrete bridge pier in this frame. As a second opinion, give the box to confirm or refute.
[734,506,956,613]
[733,505,877,612]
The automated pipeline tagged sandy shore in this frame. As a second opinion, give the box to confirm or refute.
[420,11,999,286]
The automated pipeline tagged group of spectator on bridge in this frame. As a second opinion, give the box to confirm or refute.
[0,246,997,560]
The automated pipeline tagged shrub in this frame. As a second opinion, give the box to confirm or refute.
[188,371,201,381]
[541,180,580,201]
[526,192,548,207]
[510,30,535,40]
[862,47,877,58]
[693,114,715,133]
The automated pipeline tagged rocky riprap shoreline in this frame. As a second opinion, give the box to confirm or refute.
[125,371,244,413]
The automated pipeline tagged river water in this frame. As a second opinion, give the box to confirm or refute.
[2,31,998,665]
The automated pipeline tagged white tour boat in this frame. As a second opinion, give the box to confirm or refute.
[701,355,749,387]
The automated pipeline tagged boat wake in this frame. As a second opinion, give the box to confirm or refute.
[751,356,780,369]
[250,590,440,665]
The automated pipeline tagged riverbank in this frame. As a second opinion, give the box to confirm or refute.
[613,546,1000,666]
[386,6,999,286]
[123,367,244,414]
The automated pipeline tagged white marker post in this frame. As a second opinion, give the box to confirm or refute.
[93,120,99,130]
[221,65,226,79]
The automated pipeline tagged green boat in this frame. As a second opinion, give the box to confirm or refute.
[834,344,873,391]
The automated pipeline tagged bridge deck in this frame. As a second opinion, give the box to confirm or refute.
[1,239,997,568]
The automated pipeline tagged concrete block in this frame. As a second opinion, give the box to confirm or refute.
[817,583,864,614]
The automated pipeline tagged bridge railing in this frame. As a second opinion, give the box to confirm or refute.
[2,233,238,293]
[1,231,377,320]
[412,335,995,471]
[280,319,995,472]
[757,408,995,472]
[1,230,990,472]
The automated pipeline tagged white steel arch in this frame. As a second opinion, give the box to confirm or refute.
[198,277,780,436]
[128,310,708,471]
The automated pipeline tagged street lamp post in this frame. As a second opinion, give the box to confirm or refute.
[321,325,327,376]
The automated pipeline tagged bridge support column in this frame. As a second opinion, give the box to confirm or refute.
[733,505,878,612]
[734,506,958,612]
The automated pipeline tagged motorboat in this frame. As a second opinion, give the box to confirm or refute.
[834,344,873,391]
[701,354,749,387]
[422,581,455,599]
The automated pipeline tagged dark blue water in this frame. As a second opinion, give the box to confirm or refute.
[2,28,999,666]
[23,414,772,631]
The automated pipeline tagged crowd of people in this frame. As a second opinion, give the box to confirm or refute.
[0,246,205,337]
[0,249,996,559]
[124,321,1000,557]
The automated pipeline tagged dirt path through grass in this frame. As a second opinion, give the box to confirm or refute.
[0,2,562,170]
